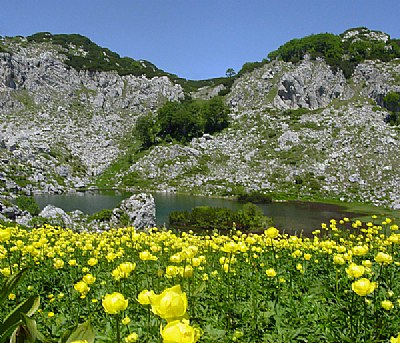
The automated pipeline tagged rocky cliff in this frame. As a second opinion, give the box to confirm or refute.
[0,29,399,210]
[0,36,183,195]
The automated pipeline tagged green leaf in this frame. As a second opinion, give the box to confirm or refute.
[0,269,27,305]
[64,320,95,343]
[0,295,40,336]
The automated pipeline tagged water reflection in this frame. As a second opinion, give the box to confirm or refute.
[34,191,357,235]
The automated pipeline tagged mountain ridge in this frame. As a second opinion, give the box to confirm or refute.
[0,27,399,214]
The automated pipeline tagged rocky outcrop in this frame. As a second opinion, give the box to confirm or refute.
[39,205,73,227]
[111,193,156,229]
[228,58,352,111]
[0,37,184,194]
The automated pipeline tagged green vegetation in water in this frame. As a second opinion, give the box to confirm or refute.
[169,203,272,232]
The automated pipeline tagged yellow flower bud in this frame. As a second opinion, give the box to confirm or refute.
[0,228,11,242]
[352,278,377,296]
[382,300,394,311]
[161,319,200,343]
[102,292,128,314]
[137,289,155,305]
[150,285,187,321]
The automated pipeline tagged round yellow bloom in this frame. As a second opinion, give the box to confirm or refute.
[362,260,373,268]
[74,281,90,295]
[102,292,128,314]
[391,334,400,343]
[68,259,78,266]
[352,245,369,256]
[82,273,96,285]
[346,263,365,278]
[8,293,16,300]
[125,333,139,343]
[264,227,279,239]
[138,289,155,305]
[351,278,377,296]
[374,252,393,264]
[160,320,200,343]
[165,265,179,278]
[1,267,11,277]
[265,268,277,277]
[333,255,345,265]
[140,251,157,261]
[0,228,11,242]
[382,300,394,311]
[87,258,98,266]
[122,316,131,325]
[48,312,55,317]
[150,285,187,321]
[53,258,64,269]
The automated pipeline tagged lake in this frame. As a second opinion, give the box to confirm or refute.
[34,191,358,235]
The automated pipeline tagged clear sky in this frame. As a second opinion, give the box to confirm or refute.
[1,0,400,80]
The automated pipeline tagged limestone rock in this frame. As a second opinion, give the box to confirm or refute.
[111,193,156,229]
[39,205,73,227]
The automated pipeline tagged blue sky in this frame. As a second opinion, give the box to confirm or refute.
[1,0,400,80]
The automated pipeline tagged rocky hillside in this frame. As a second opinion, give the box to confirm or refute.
[0,28,399,210]
[0,35,183,194]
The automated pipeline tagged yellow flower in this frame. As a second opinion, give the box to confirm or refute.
[374,252,393,264]
[8,293,16,300]
[352,245,369,256]
[0,228,11,242]
[382,300,394,311]
[1,267,11,277]
[346,263,365,278]
[264,227,279,239]
[68,259,78,266]
[165,265,179,278]
[102,292,128,314]
[140,251,157,261]
[53,258,64,269]
[125,333,139,343]
[265,268,277,277]
[232,330,244,341]
[138,289,155,305]
[74,281,90,295]
[122,316,131,325]
[82,273,96,285]
[352,278,377,296]
[160,319,201,343]
[333,255,345,265]
[391,334,400,343]
[87,258,98,266]
[48,312,55,317]
[150,285,187,321]
[362,260,373,268]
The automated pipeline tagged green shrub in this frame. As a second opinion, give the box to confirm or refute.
[169,204,272,231]
[15,196,40,216]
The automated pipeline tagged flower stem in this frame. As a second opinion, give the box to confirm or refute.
[116,314,121,343]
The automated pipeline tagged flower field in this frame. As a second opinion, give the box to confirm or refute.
[1,217,400,342]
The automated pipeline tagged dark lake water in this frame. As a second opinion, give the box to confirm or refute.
[34,191,357,234]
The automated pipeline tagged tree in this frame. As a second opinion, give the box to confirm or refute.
[383,92,400,125]
[225,68,236,78]
[135,112,159,148]
[203,96,230,133]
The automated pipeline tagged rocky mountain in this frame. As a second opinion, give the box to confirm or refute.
[0,28,399,210]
